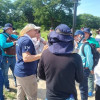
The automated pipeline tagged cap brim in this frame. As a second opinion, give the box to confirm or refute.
[3,27,12,30]
[34,26,41,30]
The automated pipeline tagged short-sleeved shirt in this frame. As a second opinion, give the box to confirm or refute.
[14,35,37,77]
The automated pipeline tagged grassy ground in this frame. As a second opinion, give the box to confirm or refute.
[4,89,17,100]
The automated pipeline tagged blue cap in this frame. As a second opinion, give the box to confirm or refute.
[83,28,92,36]
[3,23,13,30]
[74,30,84,36]
[55,24,71,35]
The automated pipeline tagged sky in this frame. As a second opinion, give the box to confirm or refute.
[77,0,100,17]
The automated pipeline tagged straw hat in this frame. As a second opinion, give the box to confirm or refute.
[20,24,41,36]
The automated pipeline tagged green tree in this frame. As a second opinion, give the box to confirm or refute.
[14,0,35,23]
[0,0,13,26]
[77,14,100,29]
[34,0,74,29]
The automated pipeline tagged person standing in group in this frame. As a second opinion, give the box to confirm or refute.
[49,27,54,32]
[83,28,100,97]
[14,24,48,100]
[74,30,85,53]
[32,30,47,54]
[0,23,18,91]
[38,24,83,100]
[32,30,47,81]
[74,30,94,100]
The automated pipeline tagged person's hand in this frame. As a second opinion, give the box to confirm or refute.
[90,70,94,74]
[42,45,48,52]
[13,41,16,45]
[97,48,100,53]
[37,37,41,41]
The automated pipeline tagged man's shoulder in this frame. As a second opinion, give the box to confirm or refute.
[82,43,91,51]
[18,36,30,42]
[18,36,32,45]
[88,37,96,42]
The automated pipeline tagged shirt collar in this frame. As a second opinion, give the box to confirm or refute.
[24,34,33,43]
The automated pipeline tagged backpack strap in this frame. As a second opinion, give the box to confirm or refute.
[81,42,90,57]
[2,33,9,38]
[2,33,16,41]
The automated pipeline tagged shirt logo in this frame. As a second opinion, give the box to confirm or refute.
[24,46,30,50]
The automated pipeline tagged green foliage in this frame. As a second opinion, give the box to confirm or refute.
[91,29,98,38]
[77,14,100,29]
[34,0,74,29]
[0,28,3,33]
[14,0,35,23]
[41,30,49,40]
[4,88,17,99]
[0,0,100,31]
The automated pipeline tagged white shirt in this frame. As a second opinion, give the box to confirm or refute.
[32,37,45,54]
[94,59,100,86]
[96,34,100,39]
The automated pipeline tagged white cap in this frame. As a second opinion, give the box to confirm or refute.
[20,24,41,36]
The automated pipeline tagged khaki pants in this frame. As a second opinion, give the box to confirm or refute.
[16,75,37,100]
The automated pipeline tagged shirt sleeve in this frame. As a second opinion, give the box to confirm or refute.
[21,40,33,53]
[84,44,94,70]
[40,37,45,42]
[11,34,18,40]
[0,34,14,49]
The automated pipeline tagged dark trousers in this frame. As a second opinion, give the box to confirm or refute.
[79,69,90,100]
[95,84,100,100]
[0,55,4,100]
[0,69,4,100]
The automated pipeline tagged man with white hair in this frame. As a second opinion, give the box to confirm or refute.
[14,24,48,100]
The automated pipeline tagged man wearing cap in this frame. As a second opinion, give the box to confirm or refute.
[83,28,100,97]
[74,30,85,53]
[38,24,83,100]
[74,30,94,100]
[14,24,48,100]
[0,23,18,91]
[49,27,54,32]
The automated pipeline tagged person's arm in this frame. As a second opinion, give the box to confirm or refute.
[0,34,15,49]
[84,44,94,71]
[22,52,41,62]
[22,39,48,62]
[38,54,46,80]
[40,37,47,45]
[75,54,83,83]
[11,34,19,40]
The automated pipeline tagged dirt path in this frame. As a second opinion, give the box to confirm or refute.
[8,70,95,100]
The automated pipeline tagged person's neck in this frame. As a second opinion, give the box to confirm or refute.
[26,33,32,38]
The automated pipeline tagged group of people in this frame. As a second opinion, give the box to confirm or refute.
[74,28,100,100]
[0,23,100,100]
